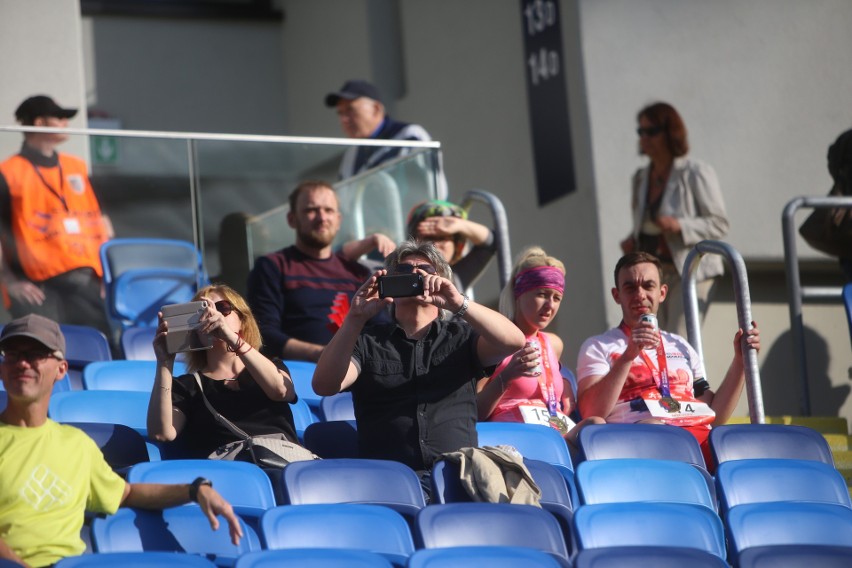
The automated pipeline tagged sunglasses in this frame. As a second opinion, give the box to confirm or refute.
[395,263,437,275]
[1,349,59,364]
[636,126,664,138]
[215,300,239,317]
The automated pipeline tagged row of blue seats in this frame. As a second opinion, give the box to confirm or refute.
[43,543,852,568]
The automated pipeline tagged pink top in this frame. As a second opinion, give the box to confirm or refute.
[487,332,567,421]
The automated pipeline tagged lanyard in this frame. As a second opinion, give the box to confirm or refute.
[532,332,559,416]
[619,321,671,397]
[32,162,69,211]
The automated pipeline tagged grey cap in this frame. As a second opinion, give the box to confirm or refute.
[0,314,66,358]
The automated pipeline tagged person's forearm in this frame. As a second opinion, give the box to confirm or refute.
[459,220,491,245]
[0,538,29,568]
[312,316,364,396]
[577,350,638,419]
[123,482,194,509]
[281,338,324,362]
[460,300,525,363]
[708,357,746,426]
[147,363,178,441]
[341,237,372,260]
[475,374,506,420]
[240,347,294,401]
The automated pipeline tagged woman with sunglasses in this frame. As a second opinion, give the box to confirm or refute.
[620,101,729,337]
[476,247,604,450]
[147,284,300,458]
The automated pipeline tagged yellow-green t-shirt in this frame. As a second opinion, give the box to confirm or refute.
[0,419,126,567]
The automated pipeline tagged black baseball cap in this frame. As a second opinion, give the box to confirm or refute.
[324,80,383,107]
[15,95,78,124]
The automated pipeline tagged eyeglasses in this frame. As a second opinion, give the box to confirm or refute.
[215,300,239,317]
[395,263,437,275]
[636,126,664,138]
[1,349,59,364]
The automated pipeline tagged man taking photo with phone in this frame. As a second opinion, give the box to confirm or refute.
[312,240,525,493]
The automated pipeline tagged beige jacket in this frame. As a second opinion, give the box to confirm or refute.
[442,445,541,506]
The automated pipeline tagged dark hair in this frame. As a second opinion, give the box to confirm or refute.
[828,128,852,192]
[613,252,663,288]
[638,102,689,157]
[288,180,335,212]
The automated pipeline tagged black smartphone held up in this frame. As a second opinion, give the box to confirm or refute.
[378,273,424,299]
[162,301,214,354]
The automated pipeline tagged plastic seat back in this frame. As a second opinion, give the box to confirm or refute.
[83,360,186,392]
[844,282,852,350]
[120,327,157,360]
[407,546,564,568]
[235,548,393,568]
[574,545,729,568]
[302,420,359,459]
[577,458,716,511]
[49,390,150,436]
[709,424,835,468]
[277,458,425,519]
[736,544,852,568]
[475,422,573,469]
[715,458,852,515]
[260,503,414,563]
[55,551,218,568]
[414,502,569,561]
[100,238,205,285]
[68,422,154,472]
[578,423,706,467]
[320,392,355,421]
[290,397,315,441]
[127,459,276,511]
[283,360,321,421]
[726,502,852,555]
[112,268,198,328]
[573,502,726,560]
[91,506,260,564]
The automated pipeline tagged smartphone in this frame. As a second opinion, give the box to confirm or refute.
[378,273,424,299]
[161,301,214,354]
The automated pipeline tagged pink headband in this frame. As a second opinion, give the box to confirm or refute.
[513,266,565,298]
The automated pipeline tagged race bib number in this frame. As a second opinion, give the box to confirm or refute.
[643,395,715,421]
[518,404,576,435]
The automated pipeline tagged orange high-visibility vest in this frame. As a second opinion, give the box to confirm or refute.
[0,152,107,281]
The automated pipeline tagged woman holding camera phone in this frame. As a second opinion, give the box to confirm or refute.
[476,247,604,449]
[147,284,300,458]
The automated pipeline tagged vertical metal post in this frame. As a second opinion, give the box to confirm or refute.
[460,189,512,289]
[683,241,764,424]
[187,138,205,288]
[782,198,810,416]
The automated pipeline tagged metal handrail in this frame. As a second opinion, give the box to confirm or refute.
[781,195,852,416]
[459,189,512,290]
[683,240,764,424]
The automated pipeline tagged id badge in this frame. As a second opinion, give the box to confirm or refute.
[518,404,576,434]
[63,217,81,234]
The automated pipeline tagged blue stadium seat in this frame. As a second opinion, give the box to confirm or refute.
[120,326,157,360]
[235,548,393,568]
[302,420,359,459]
[61,323,113,389]
[83,360,187,392]
[578,423,706,467]
[55,551,218,568]
[127,460,276,515]
[715,458,852,516]
[260,503,414,566]
[574,545,729,568]
[576,458,716,511]
[725,502,852,557]
[475,422,573,469]
[573,502,726,560]
[49,390,150,436]
[320,392,355,421]
[414,503,569,562]
[709,424,835,468]
[283,360,321,421]
[68,422,157,473]
[407,546,565,568]
[275,458,425,519]
[736,544,852,568]
[91,506,260,566]
[290,397,316,442]
[843,282,852,350]
[0,391,6,411]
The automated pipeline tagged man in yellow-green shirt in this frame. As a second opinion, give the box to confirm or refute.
[0,314,244,567]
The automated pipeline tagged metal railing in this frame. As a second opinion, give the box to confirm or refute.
[459,189,513,290]
[683,240,764,424]
[781,195,852,416]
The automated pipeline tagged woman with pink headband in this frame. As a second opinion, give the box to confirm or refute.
[476,247,604,448]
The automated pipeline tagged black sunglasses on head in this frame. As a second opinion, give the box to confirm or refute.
[636,126,664,137]
[215,300,238,316]
[395,263,437,275]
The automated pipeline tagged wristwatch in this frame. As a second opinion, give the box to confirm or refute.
[189,477,213,502]
[455,294,470,318]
